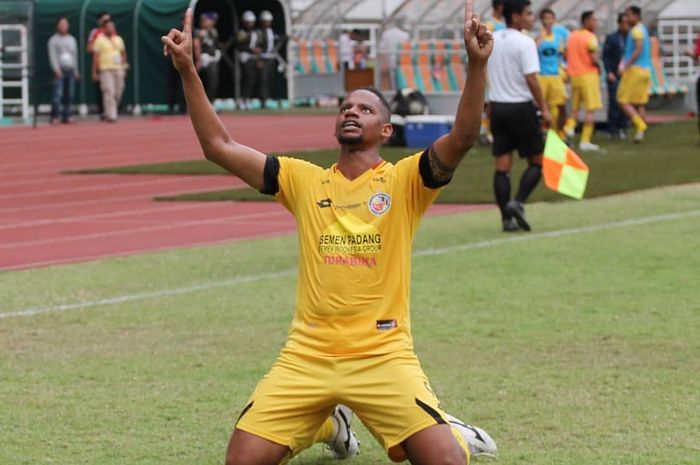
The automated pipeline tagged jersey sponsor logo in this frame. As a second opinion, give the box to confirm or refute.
[316,198,332,208]
[324,255,378,267]
[319,213,382,254]
[376,319,397,330]
[368,192,391,216]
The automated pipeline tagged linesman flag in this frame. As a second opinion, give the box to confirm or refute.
[543,130,590,199]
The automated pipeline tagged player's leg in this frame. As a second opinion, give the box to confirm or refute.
[579,73,603,151]
[339,352,472,465]
[490,102,518,232]
[617,69,647,139]
[507,101,544,231]
[564,77,580,138]
[230,350,337,465]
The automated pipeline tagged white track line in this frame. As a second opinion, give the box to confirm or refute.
[2,208,699,319]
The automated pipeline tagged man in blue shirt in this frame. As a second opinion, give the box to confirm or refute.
[603,13,629,138]
[537,8,568,138]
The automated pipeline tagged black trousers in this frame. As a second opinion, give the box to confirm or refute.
[199,64,219,103]
[257,58,276,102]
[242,59,257,99]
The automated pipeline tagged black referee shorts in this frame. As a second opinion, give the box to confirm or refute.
[491,101,544,158]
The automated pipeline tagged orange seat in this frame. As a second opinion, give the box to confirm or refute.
[296,40,311,75]
[416,41,435,92]
[326,39,339,73]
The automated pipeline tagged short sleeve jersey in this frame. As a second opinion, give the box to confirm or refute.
[266,151,445,355]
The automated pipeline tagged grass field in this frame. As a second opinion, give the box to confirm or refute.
[2,184,699,465]
[71,121,700,204]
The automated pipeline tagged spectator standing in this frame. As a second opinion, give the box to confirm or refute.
[257,10,283,107]
[603,13,630,139]
[340,29,361,70]
[378,19,410,90]
[196,11,221,103]
[687,33,700,137]
[87,12,110,117]
[92,20,128,122]
[48,17,79,124]
[617,5,652,143]
[487,0,550,232]
[565,11,602,151]
[236,10,259,110]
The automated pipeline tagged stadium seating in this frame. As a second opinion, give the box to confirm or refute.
[649,36,688,96]
[292,39,340,75]
[394,40,467,94]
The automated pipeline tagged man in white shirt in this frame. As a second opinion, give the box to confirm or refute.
[487,0,550,232]
[379,19,411,90]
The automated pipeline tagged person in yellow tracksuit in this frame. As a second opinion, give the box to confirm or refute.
[617,5,652,143]
[565,11,603,151]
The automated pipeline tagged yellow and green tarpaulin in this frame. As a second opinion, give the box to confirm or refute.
[543,130,590,199]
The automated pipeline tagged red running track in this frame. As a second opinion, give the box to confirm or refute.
[0,115,488,271]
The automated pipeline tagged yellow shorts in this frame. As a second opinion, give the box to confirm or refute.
[617,66,651,105]
[538,75,567,107]
[236,349,453,460]
[570,73,602,111]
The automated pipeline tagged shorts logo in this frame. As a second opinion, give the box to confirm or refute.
[368,192,391,216]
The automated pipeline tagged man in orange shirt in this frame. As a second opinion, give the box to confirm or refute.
[565,11,602,151]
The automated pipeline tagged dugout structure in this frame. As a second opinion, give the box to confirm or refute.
[32,0,290,112]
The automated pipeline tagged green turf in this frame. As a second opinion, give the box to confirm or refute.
[1,184,699,465]
[70,121,700,204]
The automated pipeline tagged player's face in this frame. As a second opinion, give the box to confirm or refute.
[516,6,535,31]
[586,15,598,32]
[335,91,392,147]
[625,10,639,26]
[541,12,554,30]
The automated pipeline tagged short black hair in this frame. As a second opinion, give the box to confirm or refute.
[581,11,594,25]
[539,8,554,20]
[346,86,392,122]
[56,16,68,25]
[504,0,531,27]
[97,11,109,19]
[492,0,505,9]
[617,13,626,24]
[627,5,641,17]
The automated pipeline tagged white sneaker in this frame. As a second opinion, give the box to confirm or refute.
[578,141,601,151]
[326,405,360,459]
[564,126,575,139]
[446,414,498,457]
[634,130,645,143]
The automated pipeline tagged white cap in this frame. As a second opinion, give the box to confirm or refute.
[242,11,256,23]
[260,10,273,21]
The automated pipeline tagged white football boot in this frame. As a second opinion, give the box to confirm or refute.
[446,414,498,458]
[326,405,360,459]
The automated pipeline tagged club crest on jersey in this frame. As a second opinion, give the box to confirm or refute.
[368,192,391,216]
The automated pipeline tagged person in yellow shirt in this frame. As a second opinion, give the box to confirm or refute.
[91,20,128,122]
[163,4,496,465]
[565,11,603,151]
[617,5,652,143]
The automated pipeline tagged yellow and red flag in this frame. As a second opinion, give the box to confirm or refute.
[543,130,589,199]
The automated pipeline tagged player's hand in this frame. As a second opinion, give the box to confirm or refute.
[463,0,493,64]
[607,72,616,82]
[162,8,194,73]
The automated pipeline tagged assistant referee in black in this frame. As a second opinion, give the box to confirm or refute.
[486,0,551,232]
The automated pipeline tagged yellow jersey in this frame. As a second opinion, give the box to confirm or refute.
[265,151,444,355]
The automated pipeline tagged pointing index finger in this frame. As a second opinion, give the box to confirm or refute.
[183,8,193,35]
[466,0,473,22]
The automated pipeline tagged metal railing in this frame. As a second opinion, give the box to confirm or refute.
[0,24,29,121]
[658,19,699,81]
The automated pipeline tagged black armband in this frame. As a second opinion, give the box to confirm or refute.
[419,147,453,189]
[259,155,281,195]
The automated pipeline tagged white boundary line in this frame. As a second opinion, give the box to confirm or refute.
[2,208,699,319]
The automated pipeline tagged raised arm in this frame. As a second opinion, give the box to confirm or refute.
[162,9,266,190]
[431,0,493,179]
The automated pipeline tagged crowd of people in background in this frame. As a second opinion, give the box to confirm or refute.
[46,3,698,131]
